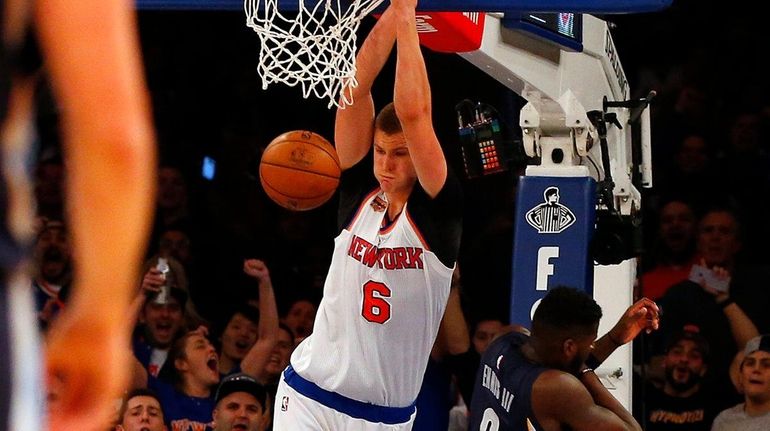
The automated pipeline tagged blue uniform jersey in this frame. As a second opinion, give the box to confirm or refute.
[469,332,548,431]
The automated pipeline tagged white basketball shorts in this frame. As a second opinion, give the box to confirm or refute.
[272,365,416,431]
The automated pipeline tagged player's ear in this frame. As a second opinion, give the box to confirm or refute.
[562,338,577,357]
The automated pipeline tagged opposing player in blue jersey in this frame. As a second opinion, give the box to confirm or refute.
[470,286,658,431]
[272,0,462,429]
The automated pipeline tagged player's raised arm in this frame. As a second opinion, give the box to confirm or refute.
[533,370,642,431]
[35,0,156,429]
[392,0,446,197]
[334,7,397,170]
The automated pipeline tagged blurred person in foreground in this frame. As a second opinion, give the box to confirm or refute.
[0,0,155,430]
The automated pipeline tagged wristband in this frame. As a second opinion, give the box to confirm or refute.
[579,368,594,377]
[718,297,735,309]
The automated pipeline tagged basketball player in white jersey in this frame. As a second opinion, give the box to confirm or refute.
[272,0,462,429]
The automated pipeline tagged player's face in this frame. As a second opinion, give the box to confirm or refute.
[373,130,417,196]
[740,351,770,399]
[212,392,264,431]
[120,395,166,431]
[180,333,220,388]
[265,327,294,378]
[663,340,706,392]
[221,313,258,362]
[141,299,184,348]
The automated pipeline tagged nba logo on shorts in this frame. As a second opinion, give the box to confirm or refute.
[281,396,289,412]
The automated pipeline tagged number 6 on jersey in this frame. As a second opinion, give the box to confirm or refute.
[361,281,391,324]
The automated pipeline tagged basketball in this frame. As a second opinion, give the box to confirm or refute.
[259,130,341,211]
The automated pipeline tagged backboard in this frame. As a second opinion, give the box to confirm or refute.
[137,0,672,13]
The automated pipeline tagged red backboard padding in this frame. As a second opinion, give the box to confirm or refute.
[416,12,486,53]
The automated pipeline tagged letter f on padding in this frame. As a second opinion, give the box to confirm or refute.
[536,247,559,291]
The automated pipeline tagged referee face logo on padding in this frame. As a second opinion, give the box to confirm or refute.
[524,186,577,234]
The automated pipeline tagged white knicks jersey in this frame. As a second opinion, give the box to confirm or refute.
[290,184,460,408]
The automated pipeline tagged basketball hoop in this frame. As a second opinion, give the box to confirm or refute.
[245,0,385,108]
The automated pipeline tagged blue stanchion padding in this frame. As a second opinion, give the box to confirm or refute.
[510,176,595,327]
[136,0,672,13]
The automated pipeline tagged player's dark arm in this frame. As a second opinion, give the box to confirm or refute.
[532,370,641,431]
[591,297,659,364]
[334,7,396,170]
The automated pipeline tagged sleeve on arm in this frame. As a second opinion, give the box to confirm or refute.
[409,168,463,267]
[337,151,377,232]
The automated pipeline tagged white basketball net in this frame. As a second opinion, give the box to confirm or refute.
[245,0,385,108]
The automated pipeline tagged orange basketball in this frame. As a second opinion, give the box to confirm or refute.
[259,130,341,211]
